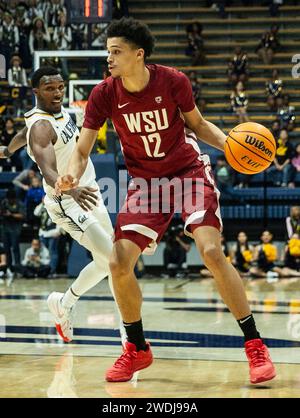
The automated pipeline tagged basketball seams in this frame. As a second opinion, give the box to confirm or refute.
[231,129,276,150]
[227,133,272,163]
[225,140,257,173]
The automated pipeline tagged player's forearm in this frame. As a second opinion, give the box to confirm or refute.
[195,120,226,152]
[8,127,27,154]
[42,168,59,189]
[67,147,88,182]
[67,128,97,181]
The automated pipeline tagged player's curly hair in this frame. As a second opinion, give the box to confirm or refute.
[106,17,155,59]
[31,66,61,88]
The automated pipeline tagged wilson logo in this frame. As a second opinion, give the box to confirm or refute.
[245,135,272,158]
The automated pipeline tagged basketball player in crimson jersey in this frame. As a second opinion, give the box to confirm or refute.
[56,18,276,384]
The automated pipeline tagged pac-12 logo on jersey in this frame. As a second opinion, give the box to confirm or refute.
[122,108,169,133]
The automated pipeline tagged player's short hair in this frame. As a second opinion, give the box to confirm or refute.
[31,66,61,88]
[106,17,155,59]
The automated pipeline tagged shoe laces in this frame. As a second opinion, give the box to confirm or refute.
[247,345,267,367]
[113,349,137,370]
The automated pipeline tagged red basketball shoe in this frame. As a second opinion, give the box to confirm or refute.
[105,341,153,382]
[245,338,276,384]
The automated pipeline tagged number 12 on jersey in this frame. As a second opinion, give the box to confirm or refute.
[141,133,165,158]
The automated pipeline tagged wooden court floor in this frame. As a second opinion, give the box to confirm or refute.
[1,276,300,398]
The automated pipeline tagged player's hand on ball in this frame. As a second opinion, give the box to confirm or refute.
[55,175,79,195]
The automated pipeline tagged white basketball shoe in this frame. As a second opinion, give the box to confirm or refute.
[47,292,74,342]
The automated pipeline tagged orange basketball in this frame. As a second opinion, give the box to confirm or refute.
[224,122,276,174]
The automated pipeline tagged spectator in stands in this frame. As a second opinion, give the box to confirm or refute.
[187,70,206,113]
[0,189,24,274]
[214,155,236,200]
[52,12,72,78]
[25,176,45,224]
[0,11,19,72]
[256,25,280,65]
[282,233,300,276]
[89,23,109,77]
[0,118,22,171]
[227,47,249,86]
[29,17,51,57]
[270,120,280,139]
[27,0,45,21]
[91,23,109,50]
[8,55,29,117]
[249,230,280,282]
[277,94,296,132]
[0,102,10,136]
[12,168,40,199]
[15,3,30,27]
[112,0,129,19]
[15,13,32,69]
[71,22,88,50]
[250,230,300,281]
[269,0,283,17]
[47,0,66,28]
[230,231,254,277]
[266,69,283,112]
[34,198,61,277]
[162,224,191,278]
[268,128,295,187]
[285,206,300,239]
[0,242,7,283]
[291,144,300,179]
[207,1,228,18]
[21,238,50,278]
[185,21,206,66]
[230,81,249,124]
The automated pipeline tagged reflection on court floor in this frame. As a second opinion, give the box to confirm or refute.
[1,277,300,397]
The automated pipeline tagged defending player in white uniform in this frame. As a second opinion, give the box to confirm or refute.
[0,67,124,343]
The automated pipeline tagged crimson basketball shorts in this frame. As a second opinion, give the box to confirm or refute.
[114,162,223,255]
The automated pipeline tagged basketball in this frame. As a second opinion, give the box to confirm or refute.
[224,122,276,174]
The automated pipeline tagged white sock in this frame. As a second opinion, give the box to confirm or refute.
[71,258,108,297]
[61,287,79,310]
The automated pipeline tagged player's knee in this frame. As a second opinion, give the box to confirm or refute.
[109,254,133,277]
[201,244,222,267]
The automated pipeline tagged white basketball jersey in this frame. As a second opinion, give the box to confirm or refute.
[24,106,97,200]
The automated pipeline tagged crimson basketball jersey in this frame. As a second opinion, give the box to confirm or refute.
[84,64,203,179]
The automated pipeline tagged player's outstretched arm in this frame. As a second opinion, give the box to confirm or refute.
[57,127,98,192]
[0,126,28,158]
[183,106,226,152]
[68,127,98,180]
[31,121,98,211]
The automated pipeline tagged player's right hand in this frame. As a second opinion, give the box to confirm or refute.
[55,175,79,195]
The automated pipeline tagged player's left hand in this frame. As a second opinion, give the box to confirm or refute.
[66,186,99,211]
